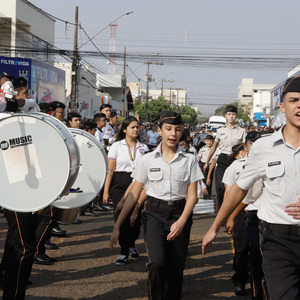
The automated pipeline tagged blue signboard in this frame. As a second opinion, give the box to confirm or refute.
[0,56,31,88]
[0,56,65,104]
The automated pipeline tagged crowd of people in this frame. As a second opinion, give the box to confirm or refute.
[0,71,299,300]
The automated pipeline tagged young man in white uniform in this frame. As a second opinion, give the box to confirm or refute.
[202,76,300,300]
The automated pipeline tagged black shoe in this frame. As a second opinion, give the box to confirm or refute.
[33,254,54,265]
[234,283,246,296]
[94,204,109,211]
[51,226,67,236]
[45,241,59,250]
[84,211,97,216]
[43,253,57,262]
[129,248,140,261]
[115,255,128,266]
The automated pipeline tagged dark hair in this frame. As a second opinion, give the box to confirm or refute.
[50,101,65,110]
[116,116,139,141]
[94,113,106,122]
[83,119,97,132]
[229,143,245,163]
[67,112,81,122]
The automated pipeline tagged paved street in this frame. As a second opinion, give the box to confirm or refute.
[0,199,252,300]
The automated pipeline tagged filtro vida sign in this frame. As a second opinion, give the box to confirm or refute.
[0,135,33,150]
[0,59,30,66]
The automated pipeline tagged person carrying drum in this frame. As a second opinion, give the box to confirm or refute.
[0,77,53,299]
[203,105,246,211]
[202,76,300,300]
[110,111,202,299]
[103,116,148,265]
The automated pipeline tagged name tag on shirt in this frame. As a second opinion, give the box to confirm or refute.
[268,161,281,167]
[150,168,160,172]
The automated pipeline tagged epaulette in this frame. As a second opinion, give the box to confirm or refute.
[144,149,155,155]
[259,133,272,138]
[255,132,272,141]
[186,150,195,155]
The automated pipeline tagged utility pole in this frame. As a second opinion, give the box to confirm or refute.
[122,47,126,117]
[138,78,141,101]
[70,6,79,112]
[161,79,174,97]
[145,61,163,122]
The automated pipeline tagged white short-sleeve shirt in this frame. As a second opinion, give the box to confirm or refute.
[132,143,204,201]
[215,125,246,155]
[236,128,300,225]
[198,145,213,164]
[94,128,104,145]
[102,122,114,140]
[107,139,148,173]
[223,157,263,212]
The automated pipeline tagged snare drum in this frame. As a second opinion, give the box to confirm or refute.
[0,113,80,212]
[54,128,107,209]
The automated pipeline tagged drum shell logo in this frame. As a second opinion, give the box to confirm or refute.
[0,135,33,150]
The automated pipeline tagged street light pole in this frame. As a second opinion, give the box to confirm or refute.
[78,11,133,50]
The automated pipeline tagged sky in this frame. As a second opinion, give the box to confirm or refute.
[28,0,300,116]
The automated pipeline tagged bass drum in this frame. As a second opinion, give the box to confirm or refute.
[53,128,107,209]
[0,113,80,212]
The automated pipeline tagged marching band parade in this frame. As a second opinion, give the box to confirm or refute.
[0,1,300,300]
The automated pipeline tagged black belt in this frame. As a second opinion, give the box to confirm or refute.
[261,221,300,236]
[114,171,132,176]
[246,210,258,216]
[147,196,186,207]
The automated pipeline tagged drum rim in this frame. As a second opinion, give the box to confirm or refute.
[53,128,108,209]
[0,113,80,212]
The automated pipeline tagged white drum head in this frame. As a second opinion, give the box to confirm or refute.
[0,113,80,212]
[53,128,107,209]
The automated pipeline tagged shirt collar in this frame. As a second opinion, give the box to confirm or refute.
[271,127,285,146]
[121,138,144,148]
[227,124,237,129]
[271,125,300,150]
[154,142,187,158]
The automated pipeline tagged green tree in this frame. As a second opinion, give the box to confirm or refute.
[117,116,125,124]
[181,105,198,126]
[134,98,171,122]
[134,96,200,126]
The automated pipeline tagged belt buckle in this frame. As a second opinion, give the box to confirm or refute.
[167,201,173,206]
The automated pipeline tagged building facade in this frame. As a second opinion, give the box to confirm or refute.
[238,78,275,125]
[128,82,187,107]
[0,0,55,63]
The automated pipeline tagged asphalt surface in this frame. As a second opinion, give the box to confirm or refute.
[0,198,253,300]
